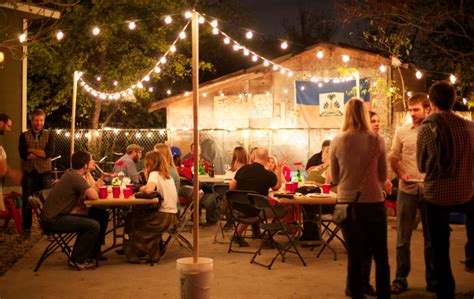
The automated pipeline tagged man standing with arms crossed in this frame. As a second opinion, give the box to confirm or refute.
[390,94,436,294]
[417,81,474,299]
[19,109,55,239]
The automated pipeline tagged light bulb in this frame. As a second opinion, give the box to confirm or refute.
[318,83,323,87]
[143,75,150,81]
[252,55,258,62]
[164,16,172,24]
[179,31,186,39]
[280,41,288,49]
[211,20,218,27]
[263,60,270,66]
[198,16,205,24]
[92,26,100,36]
[96,76,101,81]
[184,11,193,19]
[407,91,412,97]
[288,71,293,77]
[113,81,118,86]
[128,22,136,30]
[284,89,288,94]
[280,68,286,74]
[316,50,324,59]
[300,86,305,91]
[246,31,253,39]
[170,45,176,52]
[154,66,161,73]
[449,74,456,84]
[137,82,143,89]
[19,33,27,43]
[148,87,154,92]
[389,87,394,92]
[342,55,350,62]
[379,64,387,72]
[56,31,64,40]
[166,89,171,95]
[224,37,230,44]
[203,92,207,97]
[160,57,167,64]
[415,70,423,79]
[212,28,219,35]
[272,65,278,71]
[232,44,239,51]
[243,49,249,56]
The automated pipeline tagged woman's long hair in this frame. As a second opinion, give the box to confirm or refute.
[230,146,248,171]
[144,151,170,180]
[154,143,176,168]
[342,98,371,132]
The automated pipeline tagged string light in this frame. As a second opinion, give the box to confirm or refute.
[316,50,324,59]
[379,64,387,72]
[210,20,218,27]
[224,37,230,44]
[96,76,101,81]
[280,41,288,49]
[198,16,205,24]
[113,81,118,86]
[450,74,456,84]
[170,45,176,52]
[415,70,423,79]
[164,16,172,24]
[128,22,136,30]
[92,26,100,36]
[184,11,193,19]
[212,28,219,34]
[342,55,350,63]
[245,31,253,39]
[56,31,64,41]
[18,33,27,43]
[179,31,186,39]
[166,89,171,95]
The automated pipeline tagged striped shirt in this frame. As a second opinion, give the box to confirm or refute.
[417,111,474,205]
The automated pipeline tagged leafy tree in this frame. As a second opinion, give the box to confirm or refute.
[27,0,250,129]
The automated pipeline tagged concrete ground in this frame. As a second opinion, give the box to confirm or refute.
[0,217,473,299]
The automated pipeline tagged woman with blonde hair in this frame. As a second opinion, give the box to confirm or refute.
[125,151,178,263]
[330,98,390,298]
[154,143,180,192]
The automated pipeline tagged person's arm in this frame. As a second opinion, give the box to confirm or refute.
[0,158,6,177]
[329,143,340,184]
[378,139,388,184]
[27,148,46,158]
[229,179,237,190]
[140,181,157,194]
[41,131,55,158]
[416,126,431,174]
[389,128,411,181]
[271,163,284,191]
[84,187,99,200]
[126,161,140,183]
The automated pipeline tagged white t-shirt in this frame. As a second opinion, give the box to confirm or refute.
[147,171,178,214]
[0,145,6,212]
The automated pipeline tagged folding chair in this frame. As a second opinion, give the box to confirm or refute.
[28,189,77,272]
[315,213,346,259]
[248,194,306,269]
[160,186,203,262]
[212,184,230,244]
[226,190,265,254]
[1,195,23,235]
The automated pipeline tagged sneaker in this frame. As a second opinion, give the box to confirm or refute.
[232,235,249,247]
[68,259,97,271]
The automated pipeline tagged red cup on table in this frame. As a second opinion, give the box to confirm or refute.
[112,186,121,198]
[126,184,135,193]
[285,182,293,192]
[99,186,108,199]
[321,184,331,194]
[292,182,299,192]
[123,188,132,199]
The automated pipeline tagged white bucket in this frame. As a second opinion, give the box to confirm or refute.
[176,257,213,299]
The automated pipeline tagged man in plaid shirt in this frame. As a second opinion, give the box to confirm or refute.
[417,81,474,299]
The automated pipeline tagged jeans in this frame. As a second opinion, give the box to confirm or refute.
[342,202,390,299]
[43,215,100,263]
[22,170,52,230]
[394,191,436,289]
[425,199,474,299]
[87,207,109,258]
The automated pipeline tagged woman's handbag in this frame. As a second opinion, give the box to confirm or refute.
[332,136,379,225]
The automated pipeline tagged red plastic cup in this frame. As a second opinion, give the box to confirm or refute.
[322,184,331,194]
[123,188,132,199]
[99,186,108,199]
[285,183,293,192]
[292,182,299,192]
[126,184,135,193]
[112,186,121,198]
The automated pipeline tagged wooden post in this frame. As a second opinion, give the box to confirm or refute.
[71,71,79,166]
[191,11,200,263]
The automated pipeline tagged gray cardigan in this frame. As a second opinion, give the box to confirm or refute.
[330,130,387,203]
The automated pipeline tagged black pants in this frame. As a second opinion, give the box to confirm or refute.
[22,170,51,230]
[342,202,390,299]
[425,199,474,299]
[88,207,109,258]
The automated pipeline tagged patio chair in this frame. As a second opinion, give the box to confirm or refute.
[160,185,203,262]
[314,213,346,260]
[212,184,230,244]
[225,190,260,254]
[28,189,77,272]
[248,194,306,270]
[1,195,23,235]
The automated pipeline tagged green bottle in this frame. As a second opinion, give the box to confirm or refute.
[199,160,205,175]
[296,168,303,182]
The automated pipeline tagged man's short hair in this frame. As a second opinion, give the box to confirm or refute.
[0,113,11,123]
[30,109,46,120]
[408,93,430,108]
[428,81,456,111]
[322,140,331,148]
[126,144,144,154]
[71,151,91,170]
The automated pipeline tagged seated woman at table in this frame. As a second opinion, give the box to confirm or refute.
[229,146,248,178]
[154,143,180,193]
[125,151,178,263]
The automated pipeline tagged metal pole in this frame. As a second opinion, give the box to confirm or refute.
[71,71,79,166]
[191,11,200,263]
